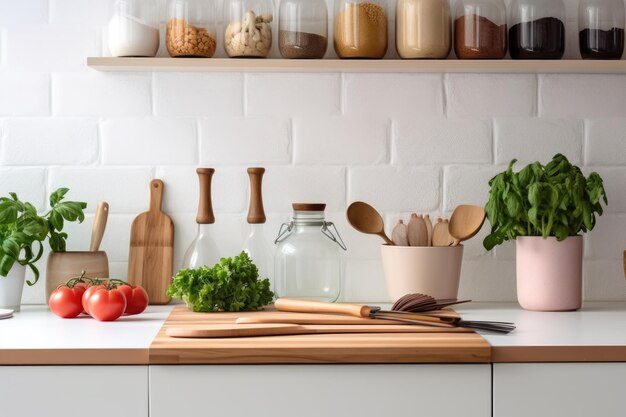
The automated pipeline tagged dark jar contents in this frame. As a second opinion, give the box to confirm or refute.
[279,30,328,58]
[454,15,507,59]
[579,28,625,59]
[509,17,565,59]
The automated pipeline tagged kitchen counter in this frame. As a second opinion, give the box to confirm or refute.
[1,302,626,364]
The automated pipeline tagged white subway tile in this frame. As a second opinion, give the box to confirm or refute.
[101,118,197,165]
[49,167,153,214]
[444,165,501,211]
[586,119,626,165]
[293,116,388,165]
[153,73,243,117]
[447,74,537,118]
[584,261,626,301]
[50,0,114,25]
[349,166,440,212]
[495,118,583,165]
[584,168,626,214]
[341,260,389,303]
[0,0,48,26]
[339,215,384,260]
[540,74,626,118]
[5,25,100,72]
[395,118,492,165]
[458,259,517,302]
[344,73,444,118]
[154,166,248,214]
[586,214,626,260]
[1,118,98,165]
[199,116,291,165]
[0,167,46,211]
[246,73,340,117]
[263,166,346,213]
[0,73,49,116]
[52,73,152,116]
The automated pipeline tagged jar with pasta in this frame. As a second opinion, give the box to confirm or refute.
[224,0,274,58]
[334,0,388,59]
[166,0,217,58]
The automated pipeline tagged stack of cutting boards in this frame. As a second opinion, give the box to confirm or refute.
[149,306,491,364]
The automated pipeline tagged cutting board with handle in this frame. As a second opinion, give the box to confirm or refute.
[127,179,174,305]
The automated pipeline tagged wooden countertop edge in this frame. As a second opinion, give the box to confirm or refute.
[0,348,149,365]
[492,346,626,363]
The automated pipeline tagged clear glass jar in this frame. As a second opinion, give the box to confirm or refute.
[183,168,220,269]
[279,0,328,59]
[274,204,346,302]
[454,0,507,59]
[334,0,388,58]
[579,0,625,59]
[396,0,451,59]
[224,0,274,58]
[108,0,159,57]
[166,0,217,58]
[509,0,565,59]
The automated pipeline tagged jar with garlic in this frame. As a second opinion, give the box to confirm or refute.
[166,0,217,58]
[224,0,274,58]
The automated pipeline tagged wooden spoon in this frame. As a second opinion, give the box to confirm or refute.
[346,201,394,245]
[391,220,409,246]
[432,218,455,247]
[449,205,486,246]
[90,201,109,252]
[407,214,428,247]
[423,214,433,246]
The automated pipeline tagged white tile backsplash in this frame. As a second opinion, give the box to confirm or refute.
[0,0,624,305]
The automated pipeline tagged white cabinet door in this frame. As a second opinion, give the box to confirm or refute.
[494,363,626,417]
[0,366,148,417]
[150,364,491,417]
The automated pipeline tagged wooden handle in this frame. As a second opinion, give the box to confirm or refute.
[247,167,266,224]
[196,168,215,224]
[167,324,306,338]
[274,298,371,318]
[149,179,164,212]
[90,201,109,252]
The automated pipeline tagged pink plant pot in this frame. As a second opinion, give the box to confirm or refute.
[516,236,583,311]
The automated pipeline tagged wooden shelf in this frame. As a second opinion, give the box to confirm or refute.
[87,57,626,73]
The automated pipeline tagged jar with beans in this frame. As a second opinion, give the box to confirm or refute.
[224,0,274,58]
[166,0,217,58]
[454,0,507,59]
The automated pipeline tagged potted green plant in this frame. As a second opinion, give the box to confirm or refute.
[483,154,607,311]
[0,188,87,311]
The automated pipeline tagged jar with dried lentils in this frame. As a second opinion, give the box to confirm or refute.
[334,0,388,59]
[166,0,217,57]
[224,0,274,58]
[454,0,507,59]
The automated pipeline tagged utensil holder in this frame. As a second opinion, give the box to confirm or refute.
[46,251,109,299]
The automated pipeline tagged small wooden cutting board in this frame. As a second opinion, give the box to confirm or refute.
[127,179,174,305]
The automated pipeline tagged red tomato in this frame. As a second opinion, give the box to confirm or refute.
[82,284,106,316]
[85,288,127,322]
[116,285,149,315]
[49,286,86,318]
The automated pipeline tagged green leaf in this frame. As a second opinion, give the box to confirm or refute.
[49,188,69,207]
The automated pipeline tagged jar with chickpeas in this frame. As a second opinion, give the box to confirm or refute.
[224,0,274,58]
[166,0,217,57]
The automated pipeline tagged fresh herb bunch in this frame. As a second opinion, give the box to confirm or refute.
[167,251,274,312]
[483,154,607,251]
[0,188,87,285]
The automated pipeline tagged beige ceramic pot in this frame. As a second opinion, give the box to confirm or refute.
[516,236,582,311]
[381,244,463,301]
[46,251,109,299]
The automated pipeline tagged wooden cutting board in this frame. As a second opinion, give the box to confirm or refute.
[128,179,174,305]
[149,306,491,364]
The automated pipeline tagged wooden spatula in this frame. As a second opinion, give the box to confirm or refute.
[127,179,174,305]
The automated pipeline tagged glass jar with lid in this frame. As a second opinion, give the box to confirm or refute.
[579,0,625,59]
[509,0,565,59]
[454,0,507,59]
[108,0,159,57]
[334,0,388,58]
[274,203,346,302]
[166,0,217,57]
[279,0,328,59]
[224,0,274,58]
[396,0,451,59]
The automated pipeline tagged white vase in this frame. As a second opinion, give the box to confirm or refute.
[0,264,27,312]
